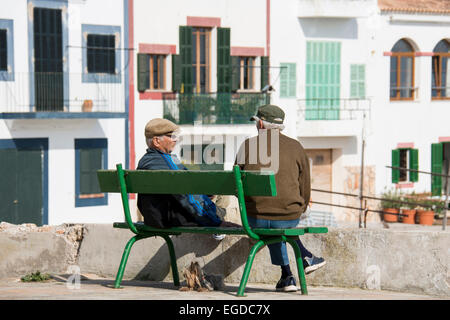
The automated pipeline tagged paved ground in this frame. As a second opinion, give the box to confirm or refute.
[0,274,445,300]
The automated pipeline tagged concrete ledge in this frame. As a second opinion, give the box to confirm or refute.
[0,223,83,279]
[1,223,448,297]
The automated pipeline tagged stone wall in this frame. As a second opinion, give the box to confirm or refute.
[0,222,84,279]
[1,222,448,297]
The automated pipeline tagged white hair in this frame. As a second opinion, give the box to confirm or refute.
[146,135,165,148]
[254,116,285,131]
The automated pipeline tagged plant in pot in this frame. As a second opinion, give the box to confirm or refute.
[400,192,417,224]
[433,199,446,219]
[416,198,436,226]
[380,188,402,223]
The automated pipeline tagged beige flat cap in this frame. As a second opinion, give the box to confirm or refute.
[145,118,179,138]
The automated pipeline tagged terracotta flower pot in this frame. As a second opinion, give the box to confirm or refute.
[417,210,435,226]
[383,208,399,223]
[82,99,93,112]
[401,209,416,224]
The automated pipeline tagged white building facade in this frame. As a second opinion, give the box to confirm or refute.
[1,0,448,226]
[271,0,450,223]
[0,0,130,225]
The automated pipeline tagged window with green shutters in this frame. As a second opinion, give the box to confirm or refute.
[137,54,166,92]
[280,63,296,98]
[391,148,419,183]
[75,139,108,207]
[306,41,341,120]
[350,64,365,98]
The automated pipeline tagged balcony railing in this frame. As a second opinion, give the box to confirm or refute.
[297,98,371,121]
[163,92,270,125]
[0,73,125,113]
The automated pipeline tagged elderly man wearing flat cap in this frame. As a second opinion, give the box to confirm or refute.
[137,118,238,230]
[235,104,326,293]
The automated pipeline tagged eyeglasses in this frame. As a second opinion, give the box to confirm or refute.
[163,134,179,141]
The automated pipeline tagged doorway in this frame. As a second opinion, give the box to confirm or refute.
[305,149,332,212]
[0,139,48,225]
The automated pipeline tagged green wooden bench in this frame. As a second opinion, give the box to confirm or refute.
[97,163,328,296]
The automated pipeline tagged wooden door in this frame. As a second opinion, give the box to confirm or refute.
[0,140,45,225]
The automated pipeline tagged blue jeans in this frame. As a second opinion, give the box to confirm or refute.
[247,216,312,266]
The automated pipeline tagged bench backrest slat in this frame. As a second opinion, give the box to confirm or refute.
[97,169,277,197]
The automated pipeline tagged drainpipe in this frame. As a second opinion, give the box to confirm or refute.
[128,0,135,172]
[266,0,270,80]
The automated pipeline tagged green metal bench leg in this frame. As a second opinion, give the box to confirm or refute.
[161,234,180,287]
[237,240,265,297]
[286,237,308,295]
[114,234,145,289]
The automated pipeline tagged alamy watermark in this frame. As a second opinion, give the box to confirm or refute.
[365,265,381,290]
[66,265,81,290]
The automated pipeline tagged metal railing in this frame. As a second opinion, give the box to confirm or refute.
[297,98,371,120]
[0,72,125,113]
[311,165,449,230]
[163,92,270,125]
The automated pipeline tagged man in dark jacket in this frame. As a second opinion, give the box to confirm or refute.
[137,118,237,229]
[235,104,326,292]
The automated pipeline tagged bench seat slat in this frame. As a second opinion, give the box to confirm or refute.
[113,222,328,236]
[98,170,276,196]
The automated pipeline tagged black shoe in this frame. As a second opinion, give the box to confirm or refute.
[303,256,326,275]
[275,275,297,292]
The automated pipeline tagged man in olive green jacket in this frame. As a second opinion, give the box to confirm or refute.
[235,104,326,292]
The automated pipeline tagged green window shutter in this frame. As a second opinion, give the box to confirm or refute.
[350,64,366,98]
[217,27,231,93]
[289,63,297,97]
[179,26,193,93]
[261,56,269,90]
[431,143,443,196]
[358,65,365,98]
[306,41,341,120]
[392,149,400,183]
[172,54,181,92]
[231,56,240,92]
[280,63,288,97]
[350,65,357,97]
[280,63,296,98]
[409,148,419,182]
[137,53,149,92]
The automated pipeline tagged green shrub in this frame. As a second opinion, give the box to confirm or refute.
[21,271,51,282]
[380,188,402,210]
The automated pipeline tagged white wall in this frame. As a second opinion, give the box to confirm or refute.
[369,12,450,195]
[0,0,128,225]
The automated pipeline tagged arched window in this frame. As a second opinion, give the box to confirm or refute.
[432,40,450,99]
[390,39,415,100]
